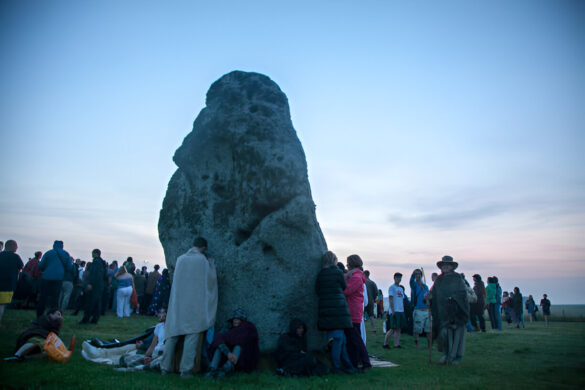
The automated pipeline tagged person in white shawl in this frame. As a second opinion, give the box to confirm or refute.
[160,237,218,377]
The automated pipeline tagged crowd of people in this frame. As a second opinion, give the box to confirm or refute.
[0,239,171,325]
[1,237,553,376]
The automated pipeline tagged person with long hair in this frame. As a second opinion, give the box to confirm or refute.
[315,251,355,374]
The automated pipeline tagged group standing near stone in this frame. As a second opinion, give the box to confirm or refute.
[1,237,555,374]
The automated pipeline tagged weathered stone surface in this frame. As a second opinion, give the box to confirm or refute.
[158,71,327,352]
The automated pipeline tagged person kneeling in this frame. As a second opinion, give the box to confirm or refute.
[206,309,259,378]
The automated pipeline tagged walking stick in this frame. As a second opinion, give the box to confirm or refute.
[422,267,432,364]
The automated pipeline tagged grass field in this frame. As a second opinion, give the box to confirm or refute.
[1,309,584,389]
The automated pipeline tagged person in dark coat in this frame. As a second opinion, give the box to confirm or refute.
[470,274,487,332]
[79,249,108,324]
[206,308,259,378]
[363,270,378,333]
[430,256,469,365]
[511,287,525,328]
[315,251,355,374]
[133,269,147,315]
[0,240,24,323]
[274,318,327,377]
[147,269,170,315]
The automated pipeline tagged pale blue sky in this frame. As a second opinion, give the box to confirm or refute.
[1,0,584,302]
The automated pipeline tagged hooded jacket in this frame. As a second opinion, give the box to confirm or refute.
[39,241,73,281]
[274,318,308,367]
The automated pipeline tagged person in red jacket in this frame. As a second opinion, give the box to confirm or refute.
[343,254,371,370]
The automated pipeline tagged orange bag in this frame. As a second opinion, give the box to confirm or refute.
[44,332,76,363]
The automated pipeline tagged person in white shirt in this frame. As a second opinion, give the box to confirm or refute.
[383,272,405,349]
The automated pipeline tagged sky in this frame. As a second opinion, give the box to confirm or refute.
[1,0,584,303]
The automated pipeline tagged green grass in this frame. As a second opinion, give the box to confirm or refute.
[1,309,584,389]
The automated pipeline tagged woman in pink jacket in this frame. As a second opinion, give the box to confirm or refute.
[343,255,371,370]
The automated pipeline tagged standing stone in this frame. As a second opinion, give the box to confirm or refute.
[158,71,327,352]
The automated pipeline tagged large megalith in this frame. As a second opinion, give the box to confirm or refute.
[158,71,327,352]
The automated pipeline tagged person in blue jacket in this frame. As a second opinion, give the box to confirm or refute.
[37,241,73,317]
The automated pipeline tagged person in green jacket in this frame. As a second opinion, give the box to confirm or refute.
[485,277,497,330]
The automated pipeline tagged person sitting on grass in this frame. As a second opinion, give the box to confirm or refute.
[274,318,328,377]
[81,307,167,370]
[206,308,259,378]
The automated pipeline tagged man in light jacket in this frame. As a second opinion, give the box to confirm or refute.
[161,237,218,378]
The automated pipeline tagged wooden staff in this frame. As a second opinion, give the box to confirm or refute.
[421,267,432,364]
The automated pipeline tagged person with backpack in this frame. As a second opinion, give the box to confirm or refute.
[37,241,73,317]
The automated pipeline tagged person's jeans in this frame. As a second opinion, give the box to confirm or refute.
[327,329,353,369]
[210,345,241,372]
[487,303,497,330]
[495,303,502,330]
[58,281,73,311]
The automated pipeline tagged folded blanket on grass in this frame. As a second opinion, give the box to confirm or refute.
[368,354,399,368]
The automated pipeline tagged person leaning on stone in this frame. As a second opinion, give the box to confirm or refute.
[430,255,469,365]
[315,251,355,374]
[0,240,24,324]
[161,237,218,378]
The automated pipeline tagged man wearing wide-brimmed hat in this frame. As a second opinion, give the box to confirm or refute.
[430,255,469,365]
